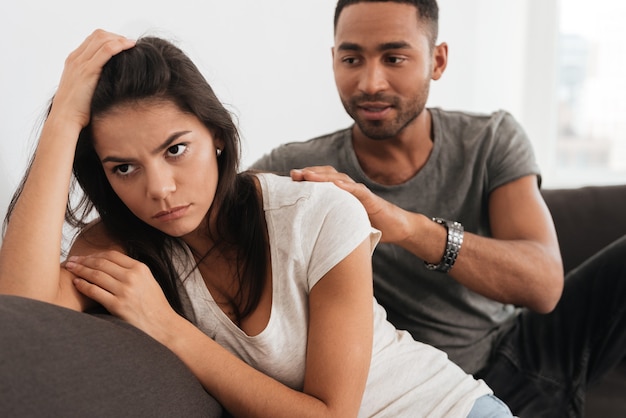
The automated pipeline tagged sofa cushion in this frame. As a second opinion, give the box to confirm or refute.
[0,295,222,418]
[541,184,626,273]
[542,185,626,415]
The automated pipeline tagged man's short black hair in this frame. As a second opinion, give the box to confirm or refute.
[334,0,440,46]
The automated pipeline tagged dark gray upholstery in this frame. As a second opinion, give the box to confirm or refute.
[0,295,222,418]
[542,184,626,417]
[542,184,626,274]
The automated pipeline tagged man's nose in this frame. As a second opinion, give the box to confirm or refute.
[358,62,389,94]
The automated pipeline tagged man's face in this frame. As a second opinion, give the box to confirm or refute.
[332,2,436,140]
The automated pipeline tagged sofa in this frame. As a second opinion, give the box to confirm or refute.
[541,184,626,417]
[0,184,624,417]
[0,296,223,418]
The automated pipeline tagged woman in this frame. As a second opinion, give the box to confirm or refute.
[0,30,513,417]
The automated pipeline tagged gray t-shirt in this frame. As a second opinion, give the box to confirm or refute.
[251,108,541,373]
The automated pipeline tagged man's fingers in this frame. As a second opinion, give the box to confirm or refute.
[290,167,354,184]
[335,181,382,214]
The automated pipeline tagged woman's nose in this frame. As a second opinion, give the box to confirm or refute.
[145,167,176,200]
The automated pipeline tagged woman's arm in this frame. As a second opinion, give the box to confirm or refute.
[0,31,135,310]
[68,237,374,418]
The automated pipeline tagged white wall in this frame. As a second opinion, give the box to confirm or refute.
[0,0,558,233]
[431,0,560,181]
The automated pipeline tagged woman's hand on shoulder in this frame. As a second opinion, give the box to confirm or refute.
[49,29,135,130]
[66,248,177,340]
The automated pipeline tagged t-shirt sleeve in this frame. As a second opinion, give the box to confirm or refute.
[486,111,541,192]
[303,183,380,290]
[250,146,292,174]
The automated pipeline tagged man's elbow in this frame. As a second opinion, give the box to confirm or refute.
[531,262,565,314]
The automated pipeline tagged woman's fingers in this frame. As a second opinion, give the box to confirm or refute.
[65,251,148,313]
[78,29,136,72]
[71,274,118,308]
[66,251,174,333]
[66,29,115,66]
[65,250,142,293]
[65,252,126,294]
[66,29,135,75]
[51,29,135,129]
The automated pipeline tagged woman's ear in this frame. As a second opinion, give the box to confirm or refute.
[214,139,225,154]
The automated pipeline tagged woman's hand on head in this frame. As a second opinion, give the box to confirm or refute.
[66,250,177,339]
[49,29,135,130]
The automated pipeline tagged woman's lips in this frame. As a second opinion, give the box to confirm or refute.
[153,205,190,221]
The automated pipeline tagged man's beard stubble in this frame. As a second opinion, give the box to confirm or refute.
[342,90,428,141]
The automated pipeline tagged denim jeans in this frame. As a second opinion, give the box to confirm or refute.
[476,235,626,417]
[467,394,515,417]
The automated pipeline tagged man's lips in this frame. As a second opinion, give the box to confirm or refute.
[153,205,190,221]
[357,102,393,119]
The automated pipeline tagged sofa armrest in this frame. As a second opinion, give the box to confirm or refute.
[541,184,626,273]
[0,295,222,418]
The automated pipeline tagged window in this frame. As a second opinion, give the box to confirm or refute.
[555,0,626,186]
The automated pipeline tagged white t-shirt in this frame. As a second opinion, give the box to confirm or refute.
[176,173,491,417]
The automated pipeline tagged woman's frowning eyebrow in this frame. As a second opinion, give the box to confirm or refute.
[101,131,191,163]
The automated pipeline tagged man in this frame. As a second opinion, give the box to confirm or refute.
[252,1,626,416]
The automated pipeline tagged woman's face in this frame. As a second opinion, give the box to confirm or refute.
[92,100,221,239]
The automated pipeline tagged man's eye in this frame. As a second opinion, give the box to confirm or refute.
[167,144,187,157]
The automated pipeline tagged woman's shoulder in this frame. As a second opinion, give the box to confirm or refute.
[255,172,357,212]
[69,219,125,256]
[255,172,372,246]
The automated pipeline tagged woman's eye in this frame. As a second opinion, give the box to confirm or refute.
[114,164,136,176]
[167,144,187,157]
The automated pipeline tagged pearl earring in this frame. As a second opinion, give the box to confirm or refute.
[216,148,222,157]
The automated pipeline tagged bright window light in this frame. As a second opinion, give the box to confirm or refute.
[556,0,626,185]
